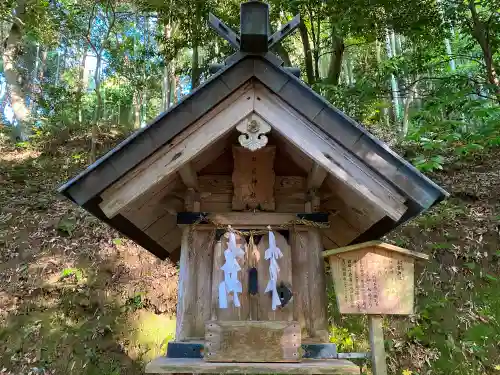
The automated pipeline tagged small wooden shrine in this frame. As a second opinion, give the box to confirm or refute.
[59,2,448,374]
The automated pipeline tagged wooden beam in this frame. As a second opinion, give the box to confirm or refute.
[307,163,328,190]
[178,163,199,190]
[253,85,407,222]
[177,212,329,227]
[98,88,255,218]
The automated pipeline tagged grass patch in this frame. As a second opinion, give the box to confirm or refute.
[122,311,176,363]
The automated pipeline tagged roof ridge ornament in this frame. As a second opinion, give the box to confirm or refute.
[208,1,300,54]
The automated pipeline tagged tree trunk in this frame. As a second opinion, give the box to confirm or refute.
[444,38,456,71]
[133,91,141,129]
[165,63,170,112]
[298,19,314,85]
[191,3,202,90]
[2,0,30,140]
[55,50,61,86]
[141,89,147,126]
[90,53,102,163]
[401,86,415,139]
[31,47,47,113]
[468,0,500,102]
[191,44,200,90]
[345,52,355,86]
[327,30,344,85]
[309,14,320,82]
[375,40,390,127]
[385,29,401,123]
[77,50,87,125]
[173,75,179,105]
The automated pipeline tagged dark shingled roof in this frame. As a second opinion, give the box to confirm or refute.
[58,53,448,260]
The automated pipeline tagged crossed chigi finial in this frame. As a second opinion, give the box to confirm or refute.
[208,1,300,54]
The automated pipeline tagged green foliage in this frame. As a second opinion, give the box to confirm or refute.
[56,216,77,236]
[112,238,125,246]
[125,293,145,311]
[412,155,444,172]
[60,267,84,282]
[329,326,355,351]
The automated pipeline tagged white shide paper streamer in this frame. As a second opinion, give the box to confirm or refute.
[265,231,283,310]
[218,232,245,308]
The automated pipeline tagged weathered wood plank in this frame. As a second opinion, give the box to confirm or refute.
[253,85,407,221]
[175,228,215,341]
[368,316,388,375]
[290,229,311,338]
[144,212,177,242]
[157,227,183,255]
[232,146,276,211]
[204,321,301,362]
[120,176,184,230]
[178,163,199,190]
[321,214,360,248]
[199,175,233,194]
[145,357,360,374]
[99,88,255,218]
[207,212,297,226]
[194,230,215,336]
[325,177,386,230]
[306,228,329,342]
[175,228,196,341]
[304,195,329,343]
[191,138,232,174]
[198,175,308,213]
[276,135,314,173]
[256,232,293,321]
[275,176,306,197]
[307,163,328,190]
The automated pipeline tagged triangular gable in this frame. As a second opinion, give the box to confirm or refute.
[97,82,407,224]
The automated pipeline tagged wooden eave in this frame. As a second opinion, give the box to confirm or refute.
[58,53,448,260]
[322,241,430,260]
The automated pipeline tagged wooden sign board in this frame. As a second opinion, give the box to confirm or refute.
[323,242,429,315]
[204,321,301,362]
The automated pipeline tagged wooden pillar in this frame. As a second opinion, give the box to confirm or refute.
[291,228,310,338]
[303,190,329,342]
[368,315,388,375]
[175,227,196,341]
[175,189,213,341]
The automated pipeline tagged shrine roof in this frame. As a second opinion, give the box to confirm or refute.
[58,53,448,259]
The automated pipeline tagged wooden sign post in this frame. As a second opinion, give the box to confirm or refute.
[322,241,429,375]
